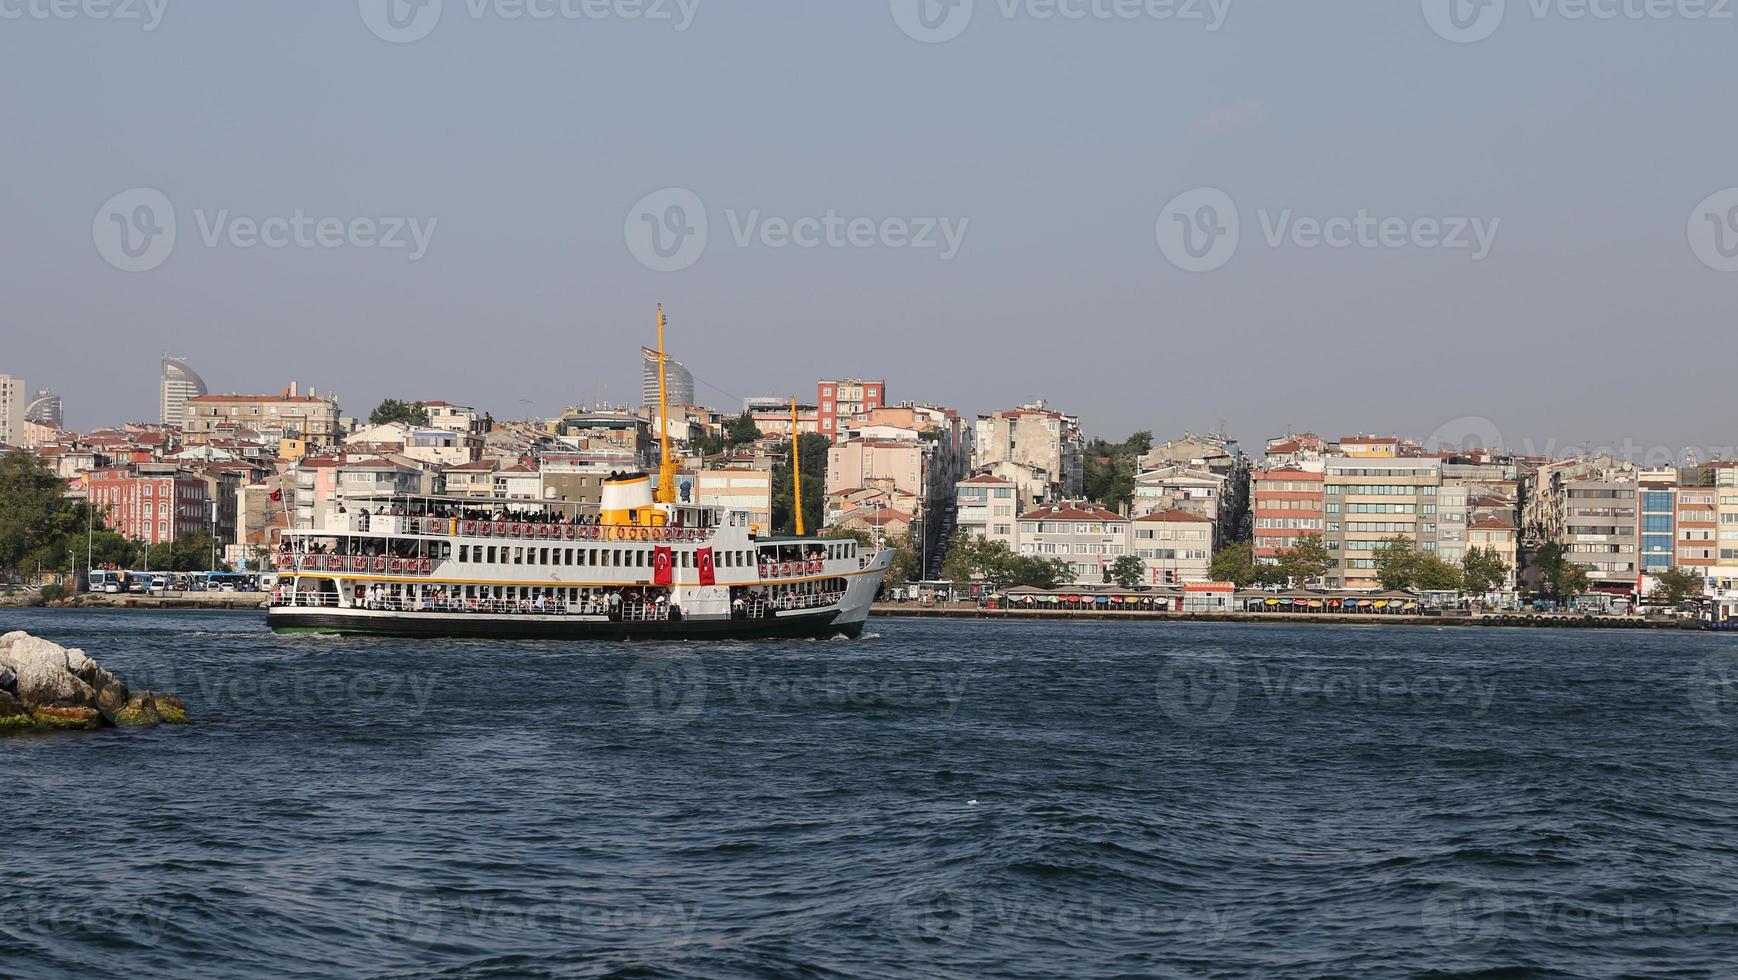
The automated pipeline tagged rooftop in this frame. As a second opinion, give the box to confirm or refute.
[1018,502,1126,522]
[1134,509,1214,523]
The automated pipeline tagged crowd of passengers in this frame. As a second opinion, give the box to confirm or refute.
[338,502,715,529]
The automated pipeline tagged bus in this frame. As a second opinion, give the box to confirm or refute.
[193,572,260,593]
[126,571,168,593]
[88,570,124,593]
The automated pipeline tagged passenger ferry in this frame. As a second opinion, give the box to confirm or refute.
[265,308,893,640]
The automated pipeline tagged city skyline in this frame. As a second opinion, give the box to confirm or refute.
[10,351,1738,467]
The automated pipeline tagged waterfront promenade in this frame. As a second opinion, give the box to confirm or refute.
[871,602,1707,631]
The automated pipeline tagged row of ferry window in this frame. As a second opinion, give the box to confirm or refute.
[455,544,762,569]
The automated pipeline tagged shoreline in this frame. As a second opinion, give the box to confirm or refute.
[4,596,267,612]
[869,603,1713,631]
[2,599,1719,632]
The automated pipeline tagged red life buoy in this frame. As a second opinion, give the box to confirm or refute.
[463,521,476,535]
[421,558,433,573]
[373,557,386,572]
[327,556,341,571]
[302,556,316,570]
[564,526,575,540]
[389,559,403,573]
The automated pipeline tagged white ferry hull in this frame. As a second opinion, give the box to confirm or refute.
[268,548,891,641]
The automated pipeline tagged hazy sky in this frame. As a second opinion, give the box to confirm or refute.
[4,0,1734,457]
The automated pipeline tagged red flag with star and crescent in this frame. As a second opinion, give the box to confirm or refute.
[652,545,673,586]
[697,547,716,586]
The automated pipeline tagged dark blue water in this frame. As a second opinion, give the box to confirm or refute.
[5,609,1738,978]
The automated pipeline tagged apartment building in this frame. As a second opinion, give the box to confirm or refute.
[87,465,210,545]
[1434,483,1471,564]
[1637,470,1678,576]
[1675,487,1720,569]
[826,439,927,501]
[1015,501,1129,586]
[1251,468,1325,563]
[185,389,341,446]
[955,474,1019,549]
[1467,518,1519,590]
[1322,455,1443,590]
[1131,466,1223,519]
[1717,463,1738,567]
[1131,510,1214,585]
[695,467,773,531]
[749,403,819,439]
[443,459,499,497]
[1562,477,1640,593]
[1140,434,1251,539]
[554,410,652,464]
[0,373,24,446]
[1339,435,1402,458]
[1262,433,1330,472]
[816,379,885,440]
[974,403,1085,501]
[422,402,491,437]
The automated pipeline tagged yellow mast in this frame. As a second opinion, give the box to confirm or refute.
[790,397,805,537]
[655,305,677,505]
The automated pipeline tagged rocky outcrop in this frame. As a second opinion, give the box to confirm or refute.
[0,631,188,733]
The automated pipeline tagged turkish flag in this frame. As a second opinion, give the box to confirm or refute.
[269,488,283,502]
[652,545,673,586]
[697,547,716,586]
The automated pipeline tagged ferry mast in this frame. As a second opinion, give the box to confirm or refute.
[655,304,678,505]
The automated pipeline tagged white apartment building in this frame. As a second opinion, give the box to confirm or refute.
[1016,501,1129,586]
[955,474,1019,550]
[1322,455,1443,590]
[1131,510,1215,585]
